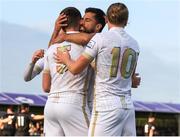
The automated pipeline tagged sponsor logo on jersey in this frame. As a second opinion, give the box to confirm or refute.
[87,40,96,49]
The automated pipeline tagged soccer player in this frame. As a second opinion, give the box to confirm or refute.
[54,3,139,136]
[42,7,90,136]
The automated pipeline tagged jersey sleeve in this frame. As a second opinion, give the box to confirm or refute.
[35,57,44,72]
[24,58,44,81]
[43,51,50,73]
[82,33,102,62]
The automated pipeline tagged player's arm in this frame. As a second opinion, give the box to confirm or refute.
[54,51,92,75]
[149,126,155,137]
[24,49,44,81]
[53,32,95,46]
[24,62,43,82]
[42,53,51,93]
[48,13,68,47]
[31,114,44,120]
[132,73,141,88]
[131,58,141,88]
[24,63,36,81]
[42,72,51,93]
[54,34,100,74]
[0,117,12,124]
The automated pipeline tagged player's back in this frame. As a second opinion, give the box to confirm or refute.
[44,35,91,136]
[92,27,139,110]
[15,112,31,136]
[45,39,88,96]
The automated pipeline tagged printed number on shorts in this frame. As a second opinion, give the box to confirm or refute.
[110,47,138,79]
[56,45,71,74]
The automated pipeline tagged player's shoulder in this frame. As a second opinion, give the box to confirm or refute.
[130,37,140,51]
[96,31,114,43]
[124,32,140,51]
[47,43,59,52]
[94,32,106,39]
[91,33,105,44]
[46,43,64,55]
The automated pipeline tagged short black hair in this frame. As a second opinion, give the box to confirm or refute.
[149,113,156,118]
[7,105,14,111]
[20,103,29,109]
[60,7,81,29]
[85,7,106,32]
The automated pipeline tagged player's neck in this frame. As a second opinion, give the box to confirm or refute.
[65,27,79,32]
[108,22,124,30]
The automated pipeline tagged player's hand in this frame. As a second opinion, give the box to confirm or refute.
[53,49,71,65]
[32,49,44,64]
[54,13,68,32]
[132,73,141,88]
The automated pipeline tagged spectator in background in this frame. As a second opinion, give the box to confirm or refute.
[0,111,5,136]
[0,103,44,136]
[14,103,44,136]
[144,113,156,136]
[1,105,16,136]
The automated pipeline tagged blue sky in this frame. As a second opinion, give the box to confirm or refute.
[0,0,180,103]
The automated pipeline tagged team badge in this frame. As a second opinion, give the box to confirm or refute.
[57,44,71,52]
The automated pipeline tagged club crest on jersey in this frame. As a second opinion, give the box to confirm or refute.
[87,40,96,49]
[57,44,71,52]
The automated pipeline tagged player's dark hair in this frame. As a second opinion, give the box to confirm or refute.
[7,105,13,110]
[85,7,106,32]
[20,103,29,110]
[107,3,129,27]
[149,113,156,118]
[60,7,81,29]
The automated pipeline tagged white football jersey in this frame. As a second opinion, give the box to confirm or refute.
[82,27,140,111]
[44,32,88,95]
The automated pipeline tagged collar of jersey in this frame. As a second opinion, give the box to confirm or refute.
[66,31,80,34]
[109,27,124,31]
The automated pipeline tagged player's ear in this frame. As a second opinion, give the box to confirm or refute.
[95,24,102,32]
[123,20,128,27]
[104,16,108,24]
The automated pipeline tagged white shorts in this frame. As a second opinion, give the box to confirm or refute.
[89,108,136,136]
[44,98,90,136]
